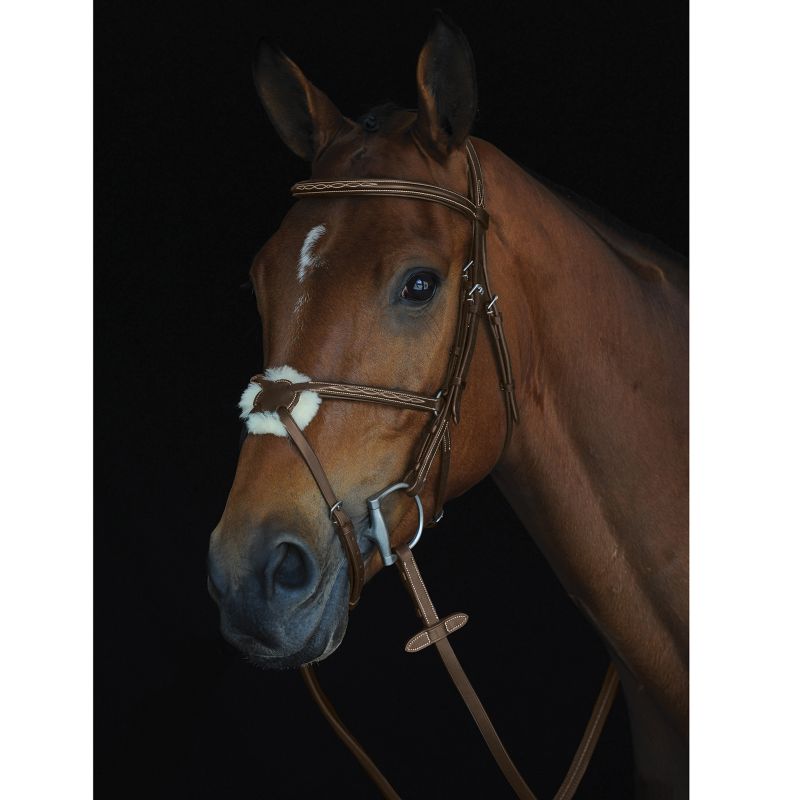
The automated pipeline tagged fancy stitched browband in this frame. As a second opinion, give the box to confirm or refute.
[240,139,618,799]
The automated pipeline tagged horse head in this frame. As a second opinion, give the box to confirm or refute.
[207,16,510,668]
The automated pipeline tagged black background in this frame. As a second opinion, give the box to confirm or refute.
[96,2,686,797]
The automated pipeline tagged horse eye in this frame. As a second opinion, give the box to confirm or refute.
[401,271,438,303]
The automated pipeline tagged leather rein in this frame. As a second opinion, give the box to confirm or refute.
[243,140,619,798]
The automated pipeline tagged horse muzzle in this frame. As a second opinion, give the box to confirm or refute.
[206,483,425,668]
[207,526,351,668]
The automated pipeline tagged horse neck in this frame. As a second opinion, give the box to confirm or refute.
[478,141,689,732]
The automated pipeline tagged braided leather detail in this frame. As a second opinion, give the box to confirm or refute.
[307,381,441,413]
[292,179,485,225]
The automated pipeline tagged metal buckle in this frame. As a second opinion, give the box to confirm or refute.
[365,482,424,567]
[486,294,499,311]
[432,389,443,417]
[329,499,343,521]
[467,284,484,300]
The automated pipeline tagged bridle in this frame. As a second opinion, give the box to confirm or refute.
[247,140,516,608]
[240,139,619,799]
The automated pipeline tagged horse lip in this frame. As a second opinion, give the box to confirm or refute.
[219,619,304,664]
[217,561,350,668]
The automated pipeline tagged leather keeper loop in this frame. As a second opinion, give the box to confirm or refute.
[405,613,469,653]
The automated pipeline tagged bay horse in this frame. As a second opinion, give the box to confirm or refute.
[207,15,688,799]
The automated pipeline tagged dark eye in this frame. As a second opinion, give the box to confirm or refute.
[401,271,438,303]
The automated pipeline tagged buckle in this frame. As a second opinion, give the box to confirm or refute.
[329,499,343,521]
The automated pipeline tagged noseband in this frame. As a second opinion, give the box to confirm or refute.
[240,140,618,800]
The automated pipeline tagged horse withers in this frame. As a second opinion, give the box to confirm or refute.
[207,15,688,799]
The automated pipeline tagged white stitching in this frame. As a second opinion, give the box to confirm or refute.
[407,615,466,652]
[402,566,433,627]
[294,179,471,204]
[406,632,431,652]
[406,555,436,626]
[313,386,434,406]
[444,615,467,634]
[292,184,478,221]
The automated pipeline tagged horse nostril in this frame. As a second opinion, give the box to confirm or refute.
[272,542,308,589]
[263,539,316,598]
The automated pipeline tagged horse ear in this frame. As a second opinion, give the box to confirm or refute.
[253,40,344,162]
[414,13,478,158]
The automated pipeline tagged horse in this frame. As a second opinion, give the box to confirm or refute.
[207,15,688,799]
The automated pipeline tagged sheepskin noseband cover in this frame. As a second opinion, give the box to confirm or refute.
[239,365,321,437]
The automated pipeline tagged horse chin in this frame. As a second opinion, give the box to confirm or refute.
[225,563,350,671]
[242,617,348,670]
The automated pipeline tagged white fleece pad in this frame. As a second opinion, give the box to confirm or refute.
[238,365,321,437]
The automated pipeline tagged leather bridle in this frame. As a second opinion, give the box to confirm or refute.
[241,139,619,799]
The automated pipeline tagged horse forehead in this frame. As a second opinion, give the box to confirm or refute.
[283,202,438,262]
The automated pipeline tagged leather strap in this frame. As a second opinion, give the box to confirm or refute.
[552,665,619,800]
[300,664,402,800]
[305,543,619,800]
[404,611,468,652]
[394,544,535,799]
[291,178,488,226]
[307,381,442,414]
[252,376,442,415]
[277,408,364,608]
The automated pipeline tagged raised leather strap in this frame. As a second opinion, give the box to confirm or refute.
[292,178,487,226]
[303,543,619,800]
[277,408,365,608]
[300,664,402,800]
[552,664,620,800]
[306,381,442,414]
[404,612,468,652]
[394,544,536,799]
[253,377,441,415]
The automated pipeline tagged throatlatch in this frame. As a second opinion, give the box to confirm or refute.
[239,140,617,800]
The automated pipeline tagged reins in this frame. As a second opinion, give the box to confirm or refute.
[242,139,618,798]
